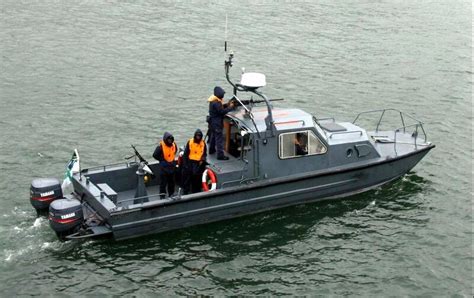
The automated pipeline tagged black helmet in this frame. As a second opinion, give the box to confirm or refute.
[213,86,225,99]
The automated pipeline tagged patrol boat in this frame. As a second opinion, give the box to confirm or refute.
[30,52,435,241]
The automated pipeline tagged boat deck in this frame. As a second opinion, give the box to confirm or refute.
[206,153,246,174]
[369,130,431,158]
[112,153,246,208]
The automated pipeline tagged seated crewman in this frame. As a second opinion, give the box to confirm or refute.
[182,129,207,194]
[294,133,308,156]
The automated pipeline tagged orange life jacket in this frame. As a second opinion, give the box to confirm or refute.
[159,141,176,162]
[207,95,223,103]
[188,138,205,161]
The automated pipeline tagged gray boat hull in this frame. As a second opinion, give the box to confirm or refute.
[108,145,433,241]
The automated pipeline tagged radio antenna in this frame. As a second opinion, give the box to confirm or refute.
[224,13,228,53]
[224,13,237,95]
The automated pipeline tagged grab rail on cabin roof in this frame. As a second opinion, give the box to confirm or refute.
[316,117,336,122]
[328,130,364,139]
[312,116,328,139]
[274,119,305,126]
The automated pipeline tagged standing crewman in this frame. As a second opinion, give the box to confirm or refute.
[208,86,234,160]
[182,129,207,194]
[153,132,177,199]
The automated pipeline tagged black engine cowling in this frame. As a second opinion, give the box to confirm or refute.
[49,198,83,240]
[30,178,63,214]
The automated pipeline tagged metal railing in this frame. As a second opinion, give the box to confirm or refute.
[81,161,139,173]
[274,119,305,126]
[353,108,424,134]
[118,192,163,206]
[316,117,336,123]
[313,116,328,139]
[353,108,428,151]
[329,130,363,139]
[393,123,428,151]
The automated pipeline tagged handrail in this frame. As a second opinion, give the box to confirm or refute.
[312,116,328,139]
[353,108,426,140]
[400,112,406,133]
[274,119,305,126]
[353,108,424,129]
[231,96,262,139]
[394,123,427,140]
[353,108,429,154]
[329,130,363,139]
[393,123,429,150]
[119,192,163,205]
[375,109,386,132]
[233,95,251,114]
[317,117,336,122]
[82,161,139,173]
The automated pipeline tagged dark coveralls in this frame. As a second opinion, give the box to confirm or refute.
[153,132,177,199]
[208,90,233,159]
[183,129,207,194]
[295,133,308,156]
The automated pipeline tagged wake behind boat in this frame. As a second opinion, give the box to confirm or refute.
[29,51,434,241]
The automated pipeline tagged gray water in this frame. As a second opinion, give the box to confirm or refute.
[0,0,472,296]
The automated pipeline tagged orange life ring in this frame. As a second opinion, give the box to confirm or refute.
[202,168,217,191]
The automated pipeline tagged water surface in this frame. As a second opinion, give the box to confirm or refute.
[0,0,471,295]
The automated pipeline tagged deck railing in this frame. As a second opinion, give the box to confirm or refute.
[118,192,164,206]
[393,123,427,150]
[81,161,139,173]
[352,108,428,150]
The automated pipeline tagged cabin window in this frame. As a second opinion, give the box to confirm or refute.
[279,130,327,159]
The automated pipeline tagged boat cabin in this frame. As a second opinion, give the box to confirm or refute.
[206,103,380,189]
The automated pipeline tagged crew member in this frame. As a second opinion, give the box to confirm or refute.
[183,129,207,194]
[153,132,177,199]
[208,86,234,160]
[294,133,308,156]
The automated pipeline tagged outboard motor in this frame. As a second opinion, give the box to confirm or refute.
[48,197,83,240]
[30,178,63,215]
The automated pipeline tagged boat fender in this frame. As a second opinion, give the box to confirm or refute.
[202,169,217,191]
